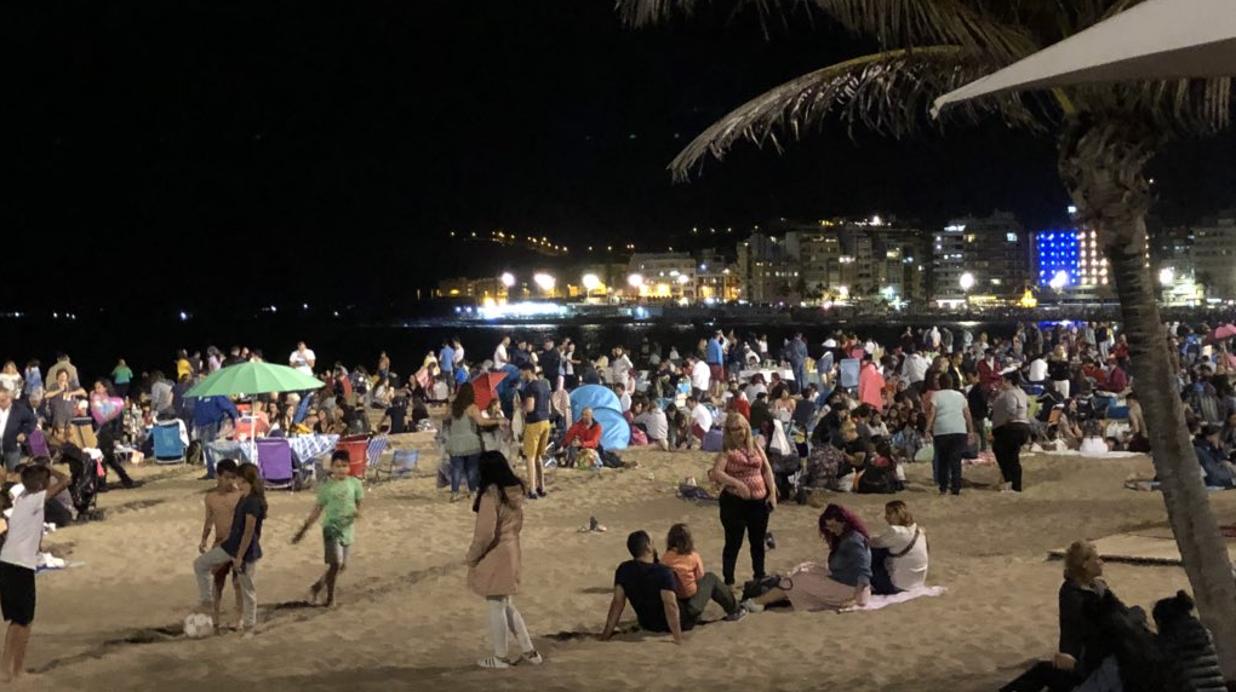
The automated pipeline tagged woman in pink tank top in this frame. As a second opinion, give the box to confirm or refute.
[709,413,776,586]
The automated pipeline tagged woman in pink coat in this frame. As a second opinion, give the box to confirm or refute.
[467,452,544,669]
[858,353,886,409]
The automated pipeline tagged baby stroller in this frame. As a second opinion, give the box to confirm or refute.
[58,443,101,521]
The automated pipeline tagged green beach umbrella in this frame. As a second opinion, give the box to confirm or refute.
[185,361,323,398]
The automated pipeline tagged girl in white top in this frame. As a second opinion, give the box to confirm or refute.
[869,501,929,594]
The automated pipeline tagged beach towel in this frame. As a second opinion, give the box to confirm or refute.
[839,585,947,612]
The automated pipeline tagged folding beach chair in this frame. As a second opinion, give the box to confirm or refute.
[256,437,295,490]
[365,434,389,481]
[152,419,187,464]
[339,434,369,479]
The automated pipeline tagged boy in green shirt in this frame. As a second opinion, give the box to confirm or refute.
[292,451,363,607]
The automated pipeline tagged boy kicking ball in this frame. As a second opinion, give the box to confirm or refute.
[1,463,70,683]
[199,459,243,629]
[293,451,363,607]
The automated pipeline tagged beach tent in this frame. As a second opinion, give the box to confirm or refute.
[590,407,631,451]
[569,384,622,423]
[933,0,1236,115]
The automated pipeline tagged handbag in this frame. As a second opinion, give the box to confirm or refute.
[741,575,793,607]
[889,528,925,559]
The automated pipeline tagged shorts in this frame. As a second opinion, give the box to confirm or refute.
[323,532,351,567]
[523,419,551,463]
[709,364,724,385]
[0,561,36,626]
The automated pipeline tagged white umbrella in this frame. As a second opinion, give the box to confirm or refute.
[932,0,1236,115]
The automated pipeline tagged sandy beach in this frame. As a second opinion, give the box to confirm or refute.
[18,443,1234,692]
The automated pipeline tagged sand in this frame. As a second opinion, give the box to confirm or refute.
[17,444,1236,691]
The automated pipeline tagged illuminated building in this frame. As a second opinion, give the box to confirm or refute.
[1191,213,1236,298]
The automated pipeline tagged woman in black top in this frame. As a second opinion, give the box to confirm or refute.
[1002,540,1116,691]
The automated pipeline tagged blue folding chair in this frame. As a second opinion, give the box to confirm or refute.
[152,420,186,464]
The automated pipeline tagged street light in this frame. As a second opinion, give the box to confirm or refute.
[500,272,516,288]
[1159,267,1176,287]
[627,273,644,289]
[581,273,601,292]
[533,273,556,292]
[959,272,976,291]
[1049,270,1070,291]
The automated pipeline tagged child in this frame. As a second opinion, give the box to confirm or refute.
[198,459,243,626]
[1,463,70,682]
[292,451,363,607]
[660,523,744,623]
[193,463,266,634]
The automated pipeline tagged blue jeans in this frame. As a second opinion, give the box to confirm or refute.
[196,421,220,477]
[3,450,21,473]
[449,454,481,493]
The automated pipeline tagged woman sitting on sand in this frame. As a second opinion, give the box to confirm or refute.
[868,501,927,595]
[1001,540,1120,691]
[466,452,543,669]
[741,504,871,613]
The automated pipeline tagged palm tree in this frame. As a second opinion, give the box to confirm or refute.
[618,0,1236,676]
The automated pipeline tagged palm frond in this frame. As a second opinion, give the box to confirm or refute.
[811,0,1039,61]
[668,46,1045,180]
[1074,78,1234,135]
[616,0,798,27]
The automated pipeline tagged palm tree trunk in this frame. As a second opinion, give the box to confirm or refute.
[1061,117,1236,680]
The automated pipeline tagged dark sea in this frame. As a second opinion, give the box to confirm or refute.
[0,312,1024,385]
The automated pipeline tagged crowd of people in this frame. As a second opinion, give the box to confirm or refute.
[3,316,1236,683]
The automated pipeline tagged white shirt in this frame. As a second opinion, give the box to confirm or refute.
[901,353,929,384]
[289,348,316,376]
[691,361,710,392]
[0,404,11,441]
[611,355,633,383]
[691,404,713,432]
[931,389,968,436]
[619,392,632,413]
[453,346,465,365]
[494,344,509,368]
[635,408,668,441]
[1028,358,1048,383]
[870,523,929,591]
[1,490,47,570]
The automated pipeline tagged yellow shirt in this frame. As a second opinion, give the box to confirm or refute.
[176,358,191,379]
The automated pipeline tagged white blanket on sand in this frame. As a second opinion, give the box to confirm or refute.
[840,585,947,612]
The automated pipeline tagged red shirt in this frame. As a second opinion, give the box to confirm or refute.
[730,397,751,421]
[563,420,602,449]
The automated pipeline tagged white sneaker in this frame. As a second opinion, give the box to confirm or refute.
[740,599,764,613]
[478,657,511,669]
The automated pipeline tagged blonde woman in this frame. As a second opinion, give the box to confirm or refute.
[1001,540,1121,691]
[708,413,776,586]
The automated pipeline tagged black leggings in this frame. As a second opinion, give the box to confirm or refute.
[719,492,770,586]
[993,423,1031,492]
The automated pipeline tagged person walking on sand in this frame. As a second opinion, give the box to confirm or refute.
[198,459,243,625]
[709,413,776,587]
[991,371,1032,493]
[1,463,70,683]
[292,451,364,607]
[194,464,266,634]
[466,452,543,669]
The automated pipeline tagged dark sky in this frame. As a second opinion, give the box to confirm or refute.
[10,1,1235,309]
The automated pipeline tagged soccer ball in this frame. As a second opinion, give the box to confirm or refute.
[183,613,214,639]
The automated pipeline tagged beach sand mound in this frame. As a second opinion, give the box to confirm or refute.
[23,448,1236,691]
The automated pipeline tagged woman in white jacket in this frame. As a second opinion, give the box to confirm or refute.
[868,501,928,595]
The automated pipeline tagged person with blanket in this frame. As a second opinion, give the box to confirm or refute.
[562,407,603,468]
[741,504,871,613]
[868,501,928,595]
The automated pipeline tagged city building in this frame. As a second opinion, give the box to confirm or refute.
[627,252,697,300]
[933,211,1028,306]
[736,233,794,303]
[1191,212,1236,298]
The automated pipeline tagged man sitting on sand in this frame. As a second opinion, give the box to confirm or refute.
[562,407,603,468]
[633,399,669,452]
[601,531,684,644]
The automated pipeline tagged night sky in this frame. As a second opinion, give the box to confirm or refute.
[10,1,1236,310]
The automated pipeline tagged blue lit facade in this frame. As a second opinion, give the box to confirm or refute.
[1034,230,1081,287]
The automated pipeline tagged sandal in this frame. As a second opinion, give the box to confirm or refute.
[478,657,512,669]
[521,650,544,665]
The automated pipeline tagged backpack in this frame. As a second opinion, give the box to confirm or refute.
[803,444,846,490]
[857,464,898,494]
